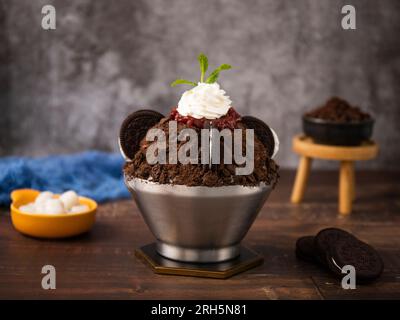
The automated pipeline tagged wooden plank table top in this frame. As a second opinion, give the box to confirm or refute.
[0,170,399,299]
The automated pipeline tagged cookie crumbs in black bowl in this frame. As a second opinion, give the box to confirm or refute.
[303,97,374,146]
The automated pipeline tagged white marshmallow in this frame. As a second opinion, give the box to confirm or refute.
[35,191,54,206]
[35,203,46,214]
[69,205,89,213]
[60,190,79,210]
[19,190,86,215]
[19,203,36,214]
[43,199,66,214]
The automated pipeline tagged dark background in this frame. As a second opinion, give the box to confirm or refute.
[0,0,399,168]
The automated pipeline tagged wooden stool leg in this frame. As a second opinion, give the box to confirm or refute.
[339,161,354,215]
[350,167,356,201]
[291,156,312,204]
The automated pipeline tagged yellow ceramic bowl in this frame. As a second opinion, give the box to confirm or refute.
[10,189,97,239]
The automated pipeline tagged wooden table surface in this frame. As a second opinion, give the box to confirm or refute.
[1,170,399,299]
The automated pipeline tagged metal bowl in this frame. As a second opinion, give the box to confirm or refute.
[303,116,374,146]
[125,177,272,263]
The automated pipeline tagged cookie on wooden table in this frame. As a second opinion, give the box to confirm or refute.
[314,228,357,261]
[326,238,384,282]
[295,236,317,263]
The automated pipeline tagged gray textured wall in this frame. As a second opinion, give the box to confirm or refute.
[1,0,399,169]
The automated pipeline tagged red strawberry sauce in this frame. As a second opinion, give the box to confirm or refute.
[169,107,241,130]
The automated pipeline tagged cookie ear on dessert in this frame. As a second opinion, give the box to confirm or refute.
[119,109,164,160]
[241,116,275,158]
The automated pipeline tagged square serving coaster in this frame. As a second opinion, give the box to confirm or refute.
[135,243,264,279]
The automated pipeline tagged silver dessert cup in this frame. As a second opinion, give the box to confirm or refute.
[125,177,272,263]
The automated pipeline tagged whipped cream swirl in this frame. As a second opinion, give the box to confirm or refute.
[177,82,232,119]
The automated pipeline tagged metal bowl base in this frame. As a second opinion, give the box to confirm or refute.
[135,243,264,279]
[156,241,240,263]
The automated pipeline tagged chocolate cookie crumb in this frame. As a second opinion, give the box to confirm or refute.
[124,118,279,187]
[305,97,371,123]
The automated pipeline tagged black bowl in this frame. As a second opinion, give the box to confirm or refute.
[302,116,374,146]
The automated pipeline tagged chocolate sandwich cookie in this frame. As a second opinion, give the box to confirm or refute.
[241,116,275,158]
[296,228,384,282]
[295,236,318,263]
[296,236,328,266]
[314,227,357,261]
[119,109,164,160]
[326,239,384,282]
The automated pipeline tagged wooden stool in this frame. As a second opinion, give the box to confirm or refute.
[290,135,378,215]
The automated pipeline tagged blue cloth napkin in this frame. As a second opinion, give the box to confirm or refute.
[0,151,130,206]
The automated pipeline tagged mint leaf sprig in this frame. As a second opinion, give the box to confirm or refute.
[198,53,208,82]
[170,79,197,87]
[205,64,231,84]
[171,53,232,87]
